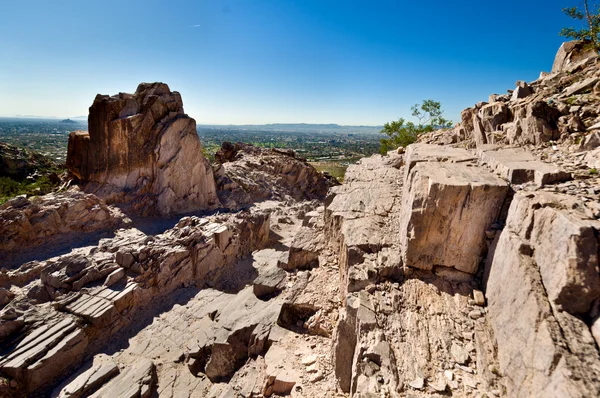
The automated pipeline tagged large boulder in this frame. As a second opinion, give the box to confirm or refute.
[509,101,561,145]
[399,161,508,274]
[552,40,597,73]
[66,82,219,215]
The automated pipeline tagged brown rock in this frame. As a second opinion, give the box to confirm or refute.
[552,40,597,73]
[66,82,219,215]
[399,162,508,274]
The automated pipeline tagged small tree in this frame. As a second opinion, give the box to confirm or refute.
[560,0,600,52]
[380,100,452,153]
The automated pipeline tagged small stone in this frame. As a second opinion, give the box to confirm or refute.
[451,342,469,365]
[462,331,474,340]
[408,376,425,390]
[473,290,485,306]
[301,354,318,366]
[466,342,476,352]
[309,371,324,383]
[429,375,447,392]
[306,363,319,374]
[469,309,482,319]
[456,364,475,374]
[9,380,17,388]
[463,375,478,389]
[444,370,454,381]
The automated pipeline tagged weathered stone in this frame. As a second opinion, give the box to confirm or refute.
[552,40,598,73]
[450,342,469,365]
[473,290,485,306]
[579,131,600,151]
[399,162,508,274]
[585,147,600,169]
[103,268,125,287]
[214,143,336,209]
[485,192,600,397]
[479,147,571,185]
[66,82,219,215]
[253,265,287,299]
[56,360,119,398]
[511,81,532,101]
[0,190,129,257]
[563,76,600,97]
[287,226,322,270]
[508,192,600,314]
[88,359,156,398]
[263,344,299,396]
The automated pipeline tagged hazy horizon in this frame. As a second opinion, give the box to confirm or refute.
[0,0,578,125]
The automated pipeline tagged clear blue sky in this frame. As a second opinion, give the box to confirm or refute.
[0,0,582,125]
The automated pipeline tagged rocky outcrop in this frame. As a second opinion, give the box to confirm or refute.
[552,40,598,73]
[327,148,506,396]
[326,133,599,397]
[3,42,600,398]
[0,206,270,396]
[213,142,337,209]
[421,41,600,149]
[0,190,130,262]
[66,83,219,215]
[485,192,600,397]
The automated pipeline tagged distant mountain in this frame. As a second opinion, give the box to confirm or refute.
[60,119,79,124]
[197,123,383,135]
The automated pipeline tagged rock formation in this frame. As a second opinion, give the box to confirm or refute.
[213,142,338,209]
[66,83,219,215]
[2,41,600,397]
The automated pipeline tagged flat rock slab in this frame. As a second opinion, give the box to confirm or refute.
[55,360,119,398]
[404,143,477,181]
[0,316,89,391]
[562,76,600,97]
[88,359,156,398]
[479,148,571,185]
[399,162,508,274]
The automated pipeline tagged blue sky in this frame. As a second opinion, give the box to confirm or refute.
[0,0,583,125]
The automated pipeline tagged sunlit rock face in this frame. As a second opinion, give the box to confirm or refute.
[67,82,219,215]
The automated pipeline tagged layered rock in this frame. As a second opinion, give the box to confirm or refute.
[552,40,598,73]
[66,83,219,215]
[0,190,130,263]
[0,206,270,396]
[421,41,600,149]
[324,152,404,298]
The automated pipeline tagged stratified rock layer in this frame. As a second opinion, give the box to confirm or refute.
[66,82,219,215]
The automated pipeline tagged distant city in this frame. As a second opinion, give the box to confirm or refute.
[0,118,383,180]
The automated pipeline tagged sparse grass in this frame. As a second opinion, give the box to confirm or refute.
[565,96,578,105]
[309,161,348,182]
[590,168,599,175]
[0,175,60,205]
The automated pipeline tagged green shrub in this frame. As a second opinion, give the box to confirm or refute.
[380,100,452,153]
